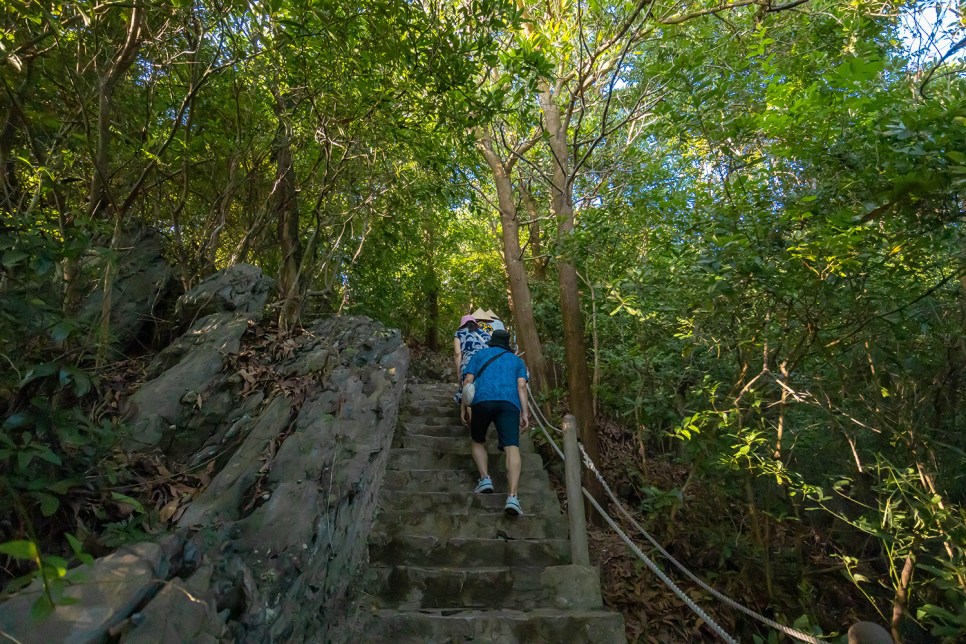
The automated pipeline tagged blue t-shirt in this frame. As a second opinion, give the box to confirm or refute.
[465,346,528,410]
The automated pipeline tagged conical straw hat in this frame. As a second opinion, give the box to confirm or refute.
[471,308,491,320]
[483,309,499,320]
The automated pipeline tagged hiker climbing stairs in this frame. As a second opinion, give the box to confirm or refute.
[357,382,627,642]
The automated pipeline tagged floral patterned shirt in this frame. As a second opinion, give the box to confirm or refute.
[454,327,491,374]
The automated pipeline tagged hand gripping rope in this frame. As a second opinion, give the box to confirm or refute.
[525,385,825,644]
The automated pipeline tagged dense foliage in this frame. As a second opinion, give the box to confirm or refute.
[2,0,966,640]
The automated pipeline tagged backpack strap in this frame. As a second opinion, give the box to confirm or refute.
[474,350,509,383]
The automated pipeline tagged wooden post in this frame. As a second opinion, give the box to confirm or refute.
[564,414,590,566]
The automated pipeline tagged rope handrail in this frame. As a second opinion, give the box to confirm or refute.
[525,386,825,644]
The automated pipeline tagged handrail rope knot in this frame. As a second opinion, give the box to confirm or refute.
[525,387,825,644]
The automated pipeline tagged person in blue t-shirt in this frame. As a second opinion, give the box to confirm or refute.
[459,330,529,515]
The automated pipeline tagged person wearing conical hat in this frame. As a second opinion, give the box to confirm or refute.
[484,309,505,332]
[471,308,494,334]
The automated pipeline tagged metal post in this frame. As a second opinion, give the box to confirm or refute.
[563,414,590,566]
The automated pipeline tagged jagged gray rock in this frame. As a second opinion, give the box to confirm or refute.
[119,564,225,644]
[124,312,251,453]
[176,264,273,323]
[0,542,170,644]
[79,227,173,355]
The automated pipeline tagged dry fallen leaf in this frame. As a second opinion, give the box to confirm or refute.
[159,498,181,523]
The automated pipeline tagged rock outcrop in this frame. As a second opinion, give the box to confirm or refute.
[79,227,173,355]
[0,286,409,644]
[124,264,273,454]
[176,264,273,323]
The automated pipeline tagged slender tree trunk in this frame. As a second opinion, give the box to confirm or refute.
[539,84,604,516]
[272,91,301,330]
[424,215,439,351]
[87,74,115,218]
[519,181,547,282]
[87,2,144,219]
[476,131,548,399]
[891,536,920,644]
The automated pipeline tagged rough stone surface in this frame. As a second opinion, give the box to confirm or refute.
[0,313,623,644]
[541,565,604,611]
[125,312,251,452]
[161,315,407,644]
[176,396,293,527]
[176,263,273,322]
[79,227,173,355]
[0,542,167,644]
[1,314,409,644]
[335,382,626,643]
[119,565,226,644]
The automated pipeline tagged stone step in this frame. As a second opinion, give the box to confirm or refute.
[405,401,461,414]
[365,565,558,611]
[388,449,544,472]
[383,469,550,493]
[407,386,454,396]
[379,490,560,515]
[400,422,473,438]
[402,415,469,427]
[373,511,568,540]
[401,434,534,454]
[400,410,460,425]
[368,535,570,568]
[357,608,627,643]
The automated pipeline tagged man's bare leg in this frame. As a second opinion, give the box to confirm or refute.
[471,440,489,479]
[505,446,521,497]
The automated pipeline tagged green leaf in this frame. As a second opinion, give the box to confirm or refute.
[111,492,143,512]
[66,533,83,556]
[18,451,35,470]
[19,363,58,388]
[0,540,38,560]
[2,250,28,267]
[50,321,72,343]
[38,449,62,466]
[30,593,55,621]
[36,493,59,517]
[65,533,93,566]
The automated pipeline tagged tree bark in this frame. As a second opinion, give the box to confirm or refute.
[538,83,604,517]
[519,181,547,282]
[891,536,920,644]
[272,89,301,330]
[476,129,548,399]
[424,215,439,351]
[87,2,145,219]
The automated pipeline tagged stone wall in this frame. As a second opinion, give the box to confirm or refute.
[0,265,409,644]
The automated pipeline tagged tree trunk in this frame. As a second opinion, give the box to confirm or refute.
[424,215,439,351]
[87,3,144,219]
[476,130,548,399]
[272,96,301,330]
[519,181,546,282]
[539,83,604,517]
[891,536,921,644]
[88,74,114,218]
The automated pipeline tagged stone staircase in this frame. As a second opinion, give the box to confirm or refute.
[357,382,627,643]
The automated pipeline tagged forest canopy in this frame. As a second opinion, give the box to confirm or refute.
[2,0,966,641]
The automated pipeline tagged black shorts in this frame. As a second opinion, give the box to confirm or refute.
[471,400,520,451]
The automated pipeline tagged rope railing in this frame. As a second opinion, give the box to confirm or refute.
[526,386,825,644]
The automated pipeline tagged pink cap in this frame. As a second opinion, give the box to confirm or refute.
[460,314,476,327]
